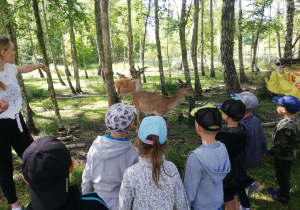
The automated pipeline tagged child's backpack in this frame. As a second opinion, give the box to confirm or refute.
[81,192,109,210]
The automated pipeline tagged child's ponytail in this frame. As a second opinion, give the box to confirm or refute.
[138,134,168,188]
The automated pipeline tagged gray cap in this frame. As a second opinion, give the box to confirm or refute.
[236,92,258,109]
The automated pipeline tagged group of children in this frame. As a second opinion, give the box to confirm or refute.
[20,93,300,210]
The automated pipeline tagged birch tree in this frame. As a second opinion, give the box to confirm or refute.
[191,0,202,97]
[155,0,167,95]
[220,0,242,93]
[180,0,196,122]
[100,0,119,106]
[283,0,295,59]
[32,0,63,127]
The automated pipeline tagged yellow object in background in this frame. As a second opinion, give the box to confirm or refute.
[265,65,300,99]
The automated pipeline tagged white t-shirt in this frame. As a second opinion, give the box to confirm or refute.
[0,63,22,119]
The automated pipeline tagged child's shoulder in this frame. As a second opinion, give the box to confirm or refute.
[278,118,300,130]
[219,125,245,135]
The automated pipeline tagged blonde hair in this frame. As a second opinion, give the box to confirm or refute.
[0,36,10,91]
[0,36,11,56]
[136,135,170,188]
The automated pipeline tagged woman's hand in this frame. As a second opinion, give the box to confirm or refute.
[0,99,9,114]
[40,65,50,73]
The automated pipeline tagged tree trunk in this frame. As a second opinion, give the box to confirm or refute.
[275,0,282,60]
[124,47,126,68]
[41,0,66,86]
[220,0,242,93]
[298,37,300,58]
[154,0,167,96]
[127,0,135,70]
[210,0,215,78]
[60,27,76,94]
[141,0,151,83]
[100,0,119,106]
[60,27,72,78]
[80,33,88,79]
[191,0,202,97]
[283,0,295,59]
[237,0,248,83]
[32,0,63,127]
[180,0,195,123]
[27,20,44,78]
[167,1,171,78]
[250,0,265,82]
[200,0,205,76]
[94,0,105,81]
[67,0,82,93]
[69,25,82,93]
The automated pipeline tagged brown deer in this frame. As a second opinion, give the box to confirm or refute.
[132,79,197,126]
[115,66,147,96]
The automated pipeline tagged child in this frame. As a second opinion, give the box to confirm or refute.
[22,136,109,210]
[81,103,139,210]
[184,104,231,210]
[216,98,248,210]
[119,116,189,209]
[236,92,268,209]
[267,95,300,203]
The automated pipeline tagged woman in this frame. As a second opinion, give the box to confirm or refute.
[0,35,49,210]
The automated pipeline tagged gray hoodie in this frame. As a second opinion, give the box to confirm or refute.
[81,135,139,198]
[184,141,231,210]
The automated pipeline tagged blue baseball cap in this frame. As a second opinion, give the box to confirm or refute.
[138,116,167,145]
[272,95,300,114]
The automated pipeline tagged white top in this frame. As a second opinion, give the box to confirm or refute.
[81,135,139,198]
[0,63,22,119]
[119,156,189,210]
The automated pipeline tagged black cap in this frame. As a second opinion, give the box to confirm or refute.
[191,104,222,131]
[22,137,72,210]
[220,98,246,121]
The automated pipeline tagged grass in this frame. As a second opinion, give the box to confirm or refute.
[1,61,299,209]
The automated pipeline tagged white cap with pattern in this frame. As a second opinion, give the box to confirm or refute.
[105,103,137,133]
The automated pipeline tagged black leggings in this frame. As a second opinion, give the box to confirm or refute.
[0,113,33,204]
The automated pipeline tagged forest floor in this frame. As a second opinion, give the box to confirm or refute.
[1,66,299,209]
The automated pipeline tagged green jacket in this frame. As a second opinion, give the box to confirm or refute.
[269,118,300,160]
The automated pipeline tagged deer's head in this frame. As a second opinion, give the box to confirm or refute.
[176,79,197,97]
[130,66,147,79]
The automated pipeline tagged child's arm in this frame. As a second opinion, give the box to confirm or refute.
[269,129,292,156]
[81,155,93,194]
[174,168,189,209]
[259,125,268,155]
[119,170,134,210]
[184,153,202,208]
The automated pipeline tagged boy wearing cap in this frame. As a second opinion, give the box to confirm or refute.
[267,95,300,203]
[81,103,138,210]
[216,98,248,210]
[22,136,109,210]
[184,104,231,210]
[236,92,268,209]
